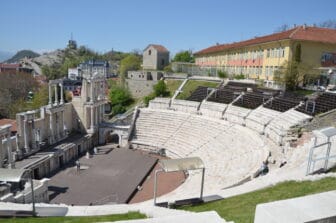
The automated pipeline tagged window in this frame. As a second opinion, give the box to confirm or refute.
[281,47,285,57]
[148,50,151,55]
[161,59,165,65]
[267,49,270,58]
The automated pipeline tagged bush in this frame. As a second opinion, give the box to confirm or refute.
[153,80,169,97]
[143,93,155,106]
[234,74,245,80]
[112,104,126,115]
[109,86,133,115]
[217,70,228,79]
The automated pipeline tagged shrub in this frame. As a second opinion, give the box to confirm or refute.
[234,74,245,80]
[217,70,228,79]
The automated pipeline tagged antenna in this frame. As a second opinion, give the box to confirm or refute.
[71,32,73,41]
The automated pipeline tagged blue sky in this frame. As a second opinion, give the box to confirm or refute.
[0,0,335,55]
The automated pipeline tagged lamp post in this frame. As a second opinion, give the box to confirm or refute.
[29,170,36,216]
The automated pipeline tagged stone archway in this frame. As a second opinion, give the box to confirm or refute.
[108,134,120,144]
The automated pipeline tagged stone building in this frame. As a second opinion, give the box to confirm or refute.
[0,70,107,204]
[78,60,110,79]
[142,44,170,70]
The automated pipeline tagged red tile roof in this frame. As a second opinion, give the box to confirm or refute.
[0,119,17,133]
[0,63,21,69]
[195,26,336,55]
[145,44,169,53]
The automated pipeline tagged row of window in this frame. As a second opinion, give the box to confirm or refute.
[266,48,285,58]
[197,47,286,63]
[219,65,282,76]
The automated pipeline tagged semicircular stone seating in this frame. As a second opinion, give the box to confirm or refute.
[131,108,269,201]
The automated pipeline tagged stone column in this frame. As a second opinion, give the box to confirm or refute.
[90,106,95,130]
[55,113,59,141]
[61,110,64,137]
[90,82,94,103]
[54,85,58,105]
[100,104,104,122]
[60,83,64,104]
[6,134,13,168]
[48,85,52,106]
[49,113,54,144]
[31,119,36,150]
[23,116,29,152]
[95,105,99,125]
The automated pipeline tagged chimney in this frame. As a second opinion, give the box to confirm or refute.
[303,24,307,30]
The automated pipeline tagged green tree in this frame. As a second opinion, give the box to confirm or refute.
[294,43,301,63]
[109,86,133,115]
[217,70,228,79]
[274,61,319,90]
[173,50,194,63]
[153,80,169,97]
[119,54,142,80]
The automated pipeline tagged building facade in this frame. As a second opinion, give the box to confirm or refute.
[0,72,107,204]
[78,60,110,79]
[142,44,169,70]
[194,26,336,84]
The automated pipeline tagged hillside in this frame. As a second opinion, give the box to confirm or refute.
[0,50,14,62]
[6,50,40,63]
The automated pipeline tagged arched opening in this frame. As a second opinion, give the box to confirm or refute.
[105,131,120,145]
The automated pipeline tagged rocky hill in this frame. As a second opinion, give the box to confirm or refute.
[6,50,40,63]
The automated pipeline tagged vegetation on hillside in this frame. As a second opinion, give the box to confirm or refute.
[173,50,195,63]
[0,72,39,118]
[0,211,146,223]
[119,54,142,81]
[176,80,219,100]
[6,50,40,63]
[108,81,134,116]
[182,177,336,223]
[143,80,170,106]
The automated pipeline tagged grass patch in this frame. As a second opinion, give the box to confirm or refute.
[182,177,336,223]
[292,89,315,96]
[176,80,219,100]
[0,211,146,223]
[165,80,183,96]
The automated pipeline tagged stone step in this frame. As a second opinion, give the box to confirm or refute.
[112,211,231,223]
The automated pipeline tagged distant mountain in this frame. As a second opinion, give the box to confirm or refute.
[6,50,40,63]
[0,51,14,62]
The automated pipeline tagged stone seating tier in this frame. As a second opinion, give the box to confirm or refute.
[131,108,268,195]
[186,86,210,102]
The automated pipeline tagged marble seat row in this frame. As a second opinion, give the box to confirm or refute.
[131,108,268,196]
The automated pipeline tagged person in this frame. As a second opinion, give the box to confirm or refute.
[75,160,80,172]
[260,161,269,175]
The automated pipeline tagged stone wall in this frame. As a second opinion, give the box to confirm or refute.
[126,79,157,98]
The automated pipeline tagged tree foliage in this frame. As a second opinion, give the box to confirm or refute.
[0,72,39,118]
[217,70,228,79]
[109,85,133,116]
[119,54,142,79]
[173,50,194,63]
[274,61,319,90]
[274,24,290,33]
[153,80,169,97]
[42,46,103,80]
[319,19,336,29]
[294,43,301,63]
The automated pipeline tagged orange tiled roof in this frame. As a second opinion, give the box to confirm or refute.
[0,119,17,133]
[145,44,169,53]
[195,26,336,55]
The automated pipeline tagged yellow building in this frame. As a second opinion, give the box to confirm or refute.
[194,25,336,85]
